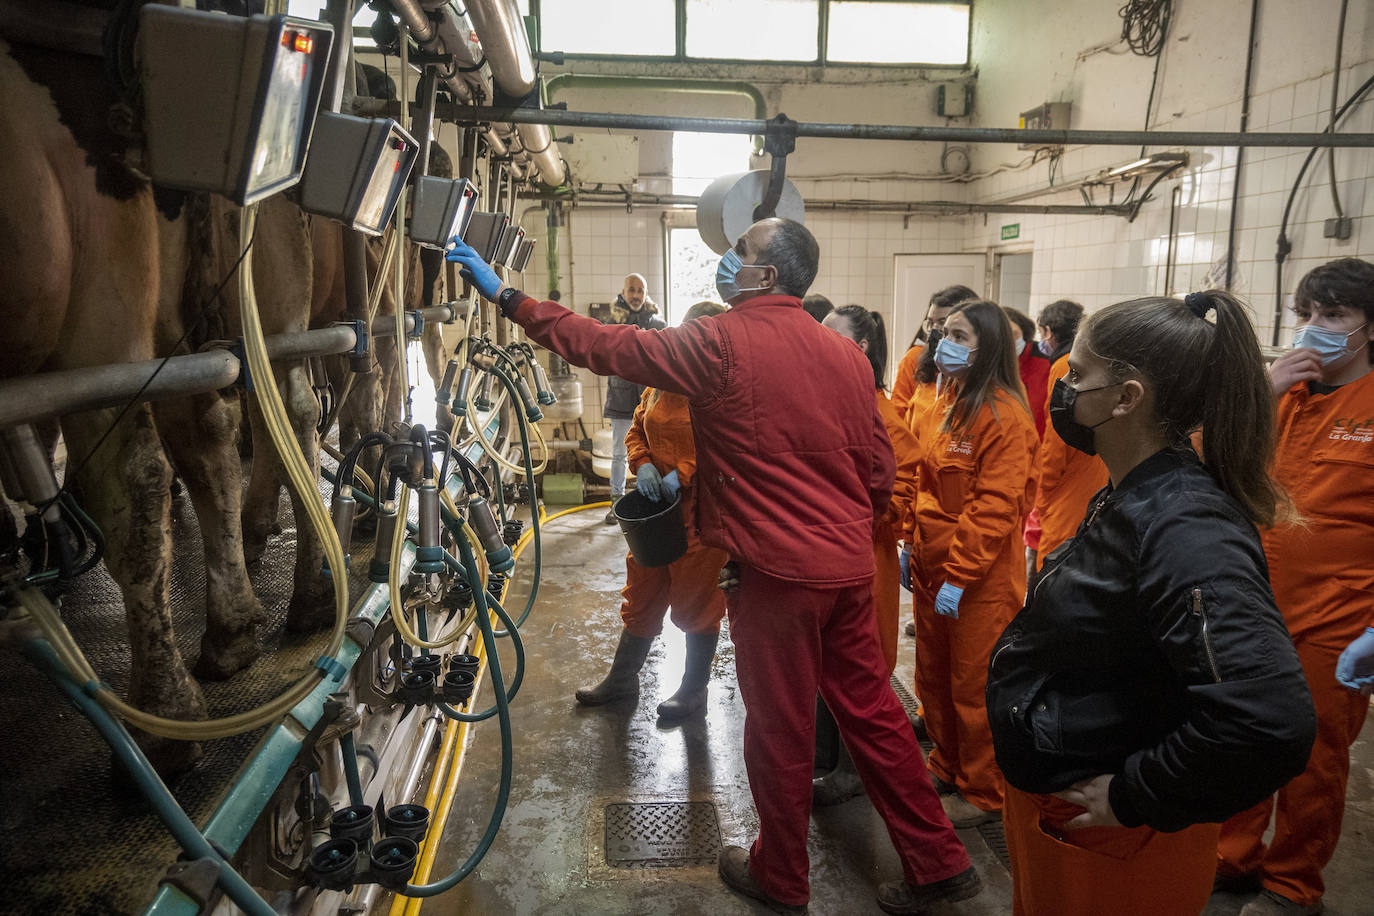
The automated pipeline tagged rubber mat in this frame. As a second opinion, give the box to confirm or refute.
[0,462,385,916]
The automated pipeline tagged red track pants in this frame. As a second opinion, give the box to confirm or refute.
[726,563,971,906]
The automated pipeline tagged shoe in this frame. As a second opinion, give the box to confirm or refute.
[574,630,652,706]
[812,742,864,807]
[911,713,928,740]
[1238,890,1324,916]
[904,619,916,637]
[657,630,718,721]
[940,792,999,828]
[603,508,618,525]
[1202,870,1264,916]
[718,846,808,914]
[877,866,982,914]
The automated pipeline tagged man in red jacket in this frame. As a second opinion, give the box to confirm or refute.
[448,218,976,914]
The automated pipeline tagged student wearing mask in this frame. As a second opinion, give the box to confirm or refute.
[1035,298,1084,364]
[1029,298,1107,580]
[575,301,730,722]
[1213,258,1374,916]
[601,273,666,523]
[987,291,1316,916]
[906,300,1039,828]
[813,304,921,805]
[891,285,981,435]
[446,219,977,915]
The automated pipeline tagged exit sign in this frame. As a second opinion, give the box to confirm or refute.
[1001,223,1020,240]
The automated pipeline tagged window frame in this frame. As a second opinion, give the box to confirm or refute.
[529,0,972,69]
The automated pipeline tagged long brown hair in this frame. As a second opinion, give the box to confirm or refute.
[1080,291,1289,528]
[941,300,1030,436]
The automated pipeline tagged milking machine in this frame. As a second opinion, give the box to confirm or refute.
[0,0,578,911]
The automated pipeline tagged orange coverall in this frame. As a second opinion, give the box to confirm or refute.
[619,388,728,638]
[1004,786,1221,916]
[1217,372,1374,906]
[875,390,920,673]
[890,344,939,436]
[907,385,1038,810]
[1033,354,1110,569]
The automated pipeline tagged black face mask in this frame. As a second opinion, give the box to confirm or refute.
[1048,377,1118,456]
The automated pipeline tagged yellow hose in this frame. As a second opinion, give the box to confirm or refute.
[394,501,610,914]
[463,375,549,475]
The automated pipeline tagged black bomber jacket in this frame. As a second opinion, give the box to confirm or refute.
[986,447,1316,832]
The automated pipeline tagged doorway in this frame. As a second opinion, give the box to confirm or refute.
[891,253,987,358]
[993,251,1034,315]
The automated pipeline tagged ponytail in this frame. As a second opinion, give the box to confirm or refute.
[1082,291,1290,528]
[833,304,889,389]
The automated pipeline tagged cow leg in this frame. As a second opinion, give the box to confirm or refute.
[62,406,205,774]
[241,399,282,565]
[155,393,265,679]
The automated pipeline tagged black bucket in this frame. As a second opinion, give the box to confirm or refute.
[613,489,688,568]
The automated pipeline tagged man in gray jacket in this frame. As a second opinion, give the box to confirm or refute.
[602,273,665,522]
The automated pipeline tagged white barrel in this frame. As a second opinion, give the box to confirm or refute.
[696,170,806,255]
[591,427,614,479]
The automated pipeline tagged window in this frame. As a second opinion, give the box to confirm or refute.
[671,131,754,196]
[537,0,676,56]
[285,0,382,47]
[530,0,970,67]
[669,229,724,325]
[685,0,819,62]
[827,2,970,65]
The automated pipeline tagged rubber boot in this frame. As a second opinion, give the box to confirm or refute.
[656,630,719,721]
[575,630,653,706]
[812,740,864,806]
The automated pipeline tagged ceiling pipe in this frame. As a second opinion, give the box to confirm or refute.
[465,0,568,187]
[438,104,1374,149]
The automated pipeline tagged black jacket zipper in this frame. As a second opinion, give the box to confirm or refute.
[1191,587,1222,683]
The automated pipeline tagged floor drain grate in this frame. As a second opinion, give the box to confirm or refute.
[976,819,1012,870]
[603,801,722,869]
[890,676,933,754]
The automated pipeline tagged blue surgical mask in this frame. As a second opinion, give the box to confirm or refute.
[1015,339,1026,357]
[935,337,976,376]
[1292,322,1369,366]
[1037,339,1054,357]
[715,249,771,302]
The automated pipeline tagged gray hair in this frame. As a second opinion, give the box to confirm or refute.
[757,219,819,298]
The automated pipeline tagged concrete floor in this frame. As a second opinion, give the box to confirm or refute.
[412,508,1374,916]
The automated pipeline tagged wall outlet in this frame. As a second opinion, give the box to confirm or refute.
[1323,217,1353,240]
[937,83,971,117]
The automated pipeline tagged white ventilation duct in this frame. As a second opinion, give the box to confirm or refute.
[465,0,568,187]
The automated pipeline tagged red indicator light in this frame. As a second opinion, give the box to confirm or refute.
[294,33,314,54]
[394,161,401,172]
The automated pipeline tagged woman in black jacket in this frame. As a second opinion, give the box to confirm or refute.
[986,290,1316,916]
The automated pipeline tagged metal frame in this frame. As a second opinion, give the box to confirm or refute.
[529,0,973,70]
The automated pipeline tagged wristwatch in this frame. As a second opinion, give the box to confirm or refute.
[496,286,524,318]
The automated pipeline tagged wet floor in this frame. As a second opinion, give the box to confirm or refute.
[411,507,1374,916]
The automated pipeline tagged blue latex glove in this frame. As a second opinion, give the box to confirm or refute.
[661,469,681,499]
[935,582,964,619]
[636,464,664,501]
[899,545,912,592]
[1336,627,1374,691]
[444,238,503,301]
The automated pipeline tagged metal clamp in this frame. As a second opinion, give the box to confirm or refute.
[228,340,253,392]
[159,857,222,910]
[345,319,370,373]
[407,310,425,341]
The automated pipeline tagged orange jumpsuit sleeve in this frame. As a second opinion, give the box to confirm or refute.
[944,397,1039,589]
[889,345,923,418]
[624,388,654,474]
[878,391,920,542]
